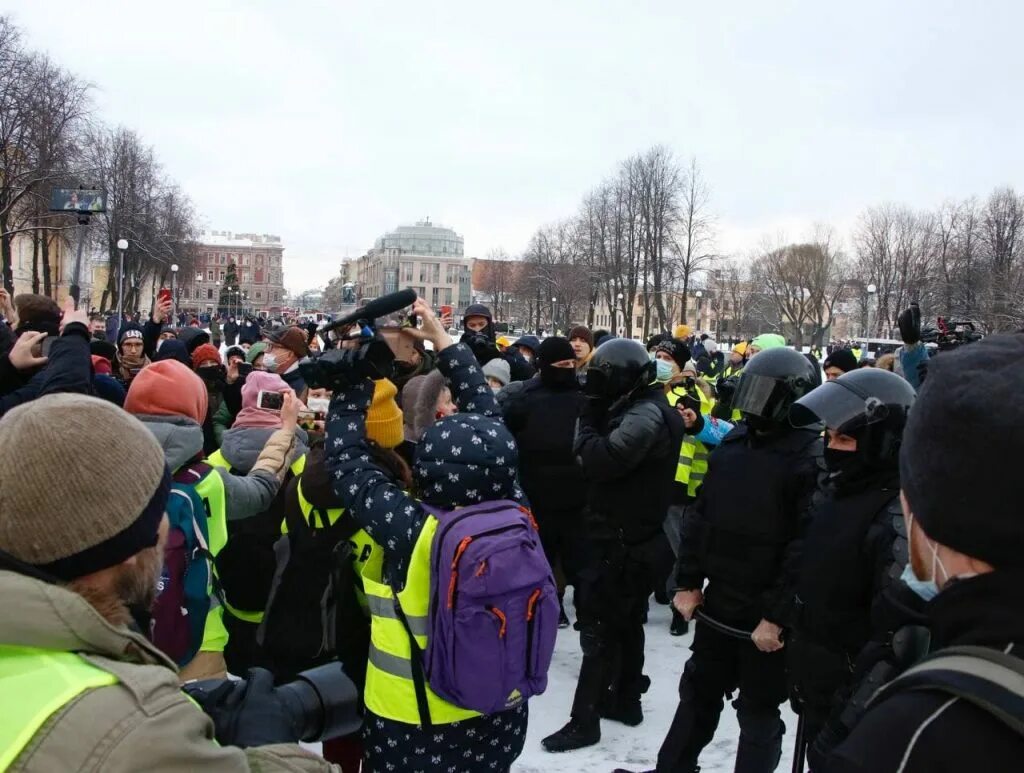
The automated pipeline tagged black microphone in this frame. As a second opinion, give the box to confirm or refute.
[326,289,417,332]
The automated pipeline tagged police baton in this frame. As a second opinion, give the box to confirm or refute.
[692,608,754,640]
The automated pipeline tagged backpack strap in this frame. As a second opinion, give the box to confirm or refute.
[390,594,433,730]
[870,645,1024,738]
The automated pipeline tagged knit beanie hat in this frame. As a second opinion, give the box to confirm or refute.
[568,326,595,349]
[90,339,118,363]
[752,333,787,351]
[483,358,511,387]
[655,339,693,369]
[191,343,223,369]
[118,322,144,349]
[225,346,246,362]
[537,336,576,365]
[732,341,748,356]
[900,335,1024,568]
[153,338,191,367]
[124,359,208,424]
[823,348,858,374]
[704,339,719,355]
[0,394,169,581]
[235,370,291,429]
[91,354,113,376]
[674,324,692,340]
[246,341,268,365]
[646,332,670,352]
[365,378,403,449]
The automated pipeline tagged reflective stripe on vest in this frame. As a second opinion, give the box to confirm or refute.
[208,449,306,480]
[361,514,481,725]
[176,464,229,652]
[0,645,118,771]
[295,479,380,614]
[668,387,715,495]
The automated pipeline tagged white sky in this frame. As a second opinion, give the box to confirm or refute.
[7,0,1022,293]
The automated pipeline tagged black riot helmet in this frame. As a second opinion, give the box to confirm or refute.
[791,367,915,468]
[733,347,817,427]
[584,338,656,402]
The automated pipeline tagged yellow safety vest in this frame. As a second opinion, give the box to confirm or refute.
[361,515,481,726]
[294,478,380,614]
[668,385,715,498]
[204,451,307,624]
[0,645,118,771]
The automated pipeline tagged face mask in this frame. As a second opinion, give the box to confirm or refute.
[91,330,107,342]
[823,446,856,473]
[262,353,278,372]
[654,358,675,384]
[307,397,331,414]
[900,563,938,602]
[197,365,225,386]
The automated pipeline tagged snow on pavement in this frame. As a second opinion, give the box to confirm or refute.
[514,602,797,773]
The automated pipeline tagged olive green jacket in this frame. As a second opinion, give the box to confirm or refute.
[1,570,337,772]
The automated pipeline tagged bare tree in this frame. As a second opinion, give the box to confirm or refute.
[980,186,1024,331]
[669,156,716,326]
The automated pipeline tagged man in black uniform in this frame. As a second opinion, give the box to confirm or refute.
[460,303,535,382]
[543,338,684,753]
[825,335,1024,772]
[654,347,822,773]
[785,367,918,767]
[499,336,589,628]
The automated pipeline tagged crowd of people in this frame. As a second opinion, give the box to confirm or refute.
[0,285,1020,773]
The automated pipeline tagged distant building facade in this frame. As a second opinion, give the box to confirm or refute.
[185,231,286,316]
[353,219,472,313]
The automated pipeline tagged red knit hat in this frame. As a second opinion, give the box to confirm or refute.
[124,360,208,425]
[191,343,222,370]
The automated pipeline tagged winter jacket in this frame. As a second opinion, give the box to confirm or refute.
[575,386,684,543]
[210,317,222,341]
[500,376,588,514]
[322,342,528,771]
[224,320,239,345]
[0,323,93,418]
[134,414,293,523]
[0,570,335,772]
[675,422,821,627]
[825,569,1024,773]
[238,320,260,345]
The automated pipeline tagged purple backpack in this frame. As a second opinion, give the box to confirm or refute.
[419,500,559,716]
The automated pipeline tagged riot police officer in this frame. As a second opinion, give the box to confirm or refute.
[657,347,822,773]
[786,368,918,767]
[543,339,683,753]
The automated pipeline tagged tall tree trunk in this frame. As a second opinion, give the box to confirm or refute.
[1,216,14,293]
[41,231,53,297]
[32,228,40,294]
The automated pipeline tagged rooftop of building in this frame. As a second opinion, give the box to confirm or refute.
[200,230,284,249]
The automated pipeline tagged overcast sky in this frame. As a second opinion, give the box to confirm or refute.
[7,1,1022,293]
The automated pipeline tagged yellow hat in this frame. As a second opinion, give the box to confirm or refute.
[732,341,748,356]
[365,379,404,449]
[673,324,692,340]
[497,336,511,349]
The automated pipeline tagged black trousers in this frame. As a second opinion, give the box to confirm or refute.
[535,506,590,595]
[657,618,788,773]
[569,533,662,722]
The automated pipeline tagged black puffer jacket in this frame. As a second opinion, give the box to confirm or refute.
[500,375,587,514]
[825,569,1024,773]
[0,323,93,417]
[576,387,683,543]
[676,422,821,627]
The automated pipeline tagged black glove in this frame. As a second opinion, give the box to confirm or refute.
[192,668,301,748]
[897,303,921,345]
[580,396,609,428]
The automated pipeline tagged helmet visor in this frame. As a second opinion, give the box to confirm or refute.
[790,379,870,431]
[732,371,791,421]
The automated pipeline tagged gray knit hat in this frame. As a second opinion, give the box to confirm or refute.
[0,394,170,580]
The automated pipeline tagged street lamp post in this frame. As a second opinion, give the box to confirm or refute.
[866,283,877,343]
[116,238,128,334]
[170,264,178,324]
[695,290,704,332]
[551,297,558,335]
[616,292,624,335]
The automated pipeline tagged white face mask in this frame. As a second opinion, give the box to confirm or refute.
[262,353,278,372]
[307,397,331,414]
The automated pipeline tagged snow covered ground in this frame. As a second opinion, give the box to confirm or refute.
[513,602,797,773]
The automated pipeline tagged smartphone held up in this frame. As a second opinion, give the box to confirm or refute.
[256,390,285,412]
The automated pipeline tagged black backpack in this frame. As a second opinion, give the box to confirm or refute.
[258,476,368,682]
[869,645,1024,738]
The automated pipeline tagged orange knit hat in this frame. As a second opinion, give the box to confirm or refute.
[124,360,209,425]
[365,379,403,449]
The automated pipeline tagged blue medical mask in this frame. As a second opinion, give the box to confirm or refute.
[653,357,675,384]
[900,562,938,602]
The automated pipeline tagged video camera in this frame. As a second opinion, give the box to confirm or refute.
[298,289,417,391]
[184,662,361,744]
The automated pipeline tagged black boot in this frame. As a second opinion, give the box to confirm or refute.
[670,608,690,637]
[542,717,601,752]
[601,696,644,726]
